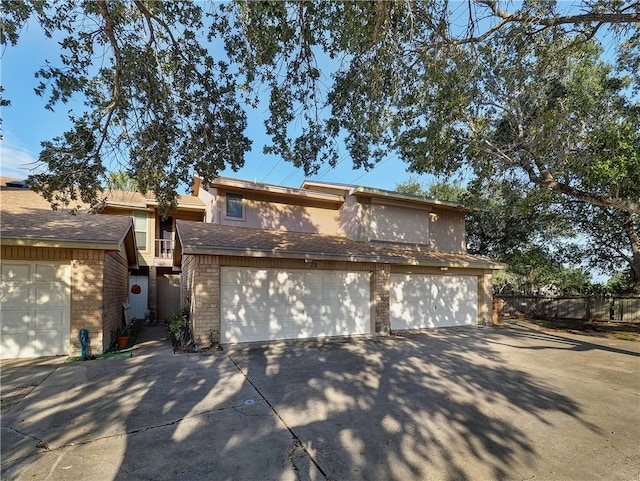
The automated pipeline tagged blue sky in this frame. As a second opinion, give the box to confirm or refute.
[0,21,433,194]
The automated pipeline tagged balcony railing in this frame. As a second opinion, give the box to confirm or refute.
[155,239,174,259]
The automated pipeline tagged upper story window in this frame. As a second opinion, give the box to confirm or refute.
[226,193,244,219]
[132,211,148,250]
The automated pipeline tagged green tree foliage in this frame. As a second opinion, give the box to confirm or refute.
[108,171,139,192]
[605,268,637,295]
[559,116,640,291]
[3,1,637,209]
[2,1,638,287]
[222,1,639,212]
[397,177,566,258]
[396,178,591,294]
[2,0,251,211]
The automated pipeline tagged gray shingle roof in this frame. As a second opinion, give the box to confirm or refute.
[175,220,504,269]
[1,181,136,248]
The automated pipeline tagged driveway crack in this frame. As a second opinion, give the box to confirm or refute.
[225,351,330,480]
[0,400,255,466]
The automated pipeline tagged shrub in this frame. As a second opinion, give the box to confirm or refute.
[165,312,187,338]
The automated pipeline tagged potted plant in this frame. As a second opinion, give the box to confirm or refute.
[113,323,131,349]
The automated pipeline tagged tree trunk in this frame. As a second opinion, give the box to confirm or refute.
[622,214,640,292]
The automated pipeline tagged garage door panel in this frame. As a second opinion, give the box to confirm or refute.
[1,332,33,358]
[2,263,30,281]
[32,330,67,357]
[1,282,31,306]
[35,263,70,282]
[34,309,67,329]
[222,268,371,343]
[0,261,70,359]
[35,282,69,306]
[390,274,477,330]
[1,309,31,331]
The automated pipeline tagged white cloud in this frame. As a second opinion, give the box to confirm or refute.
[0,140,39,179]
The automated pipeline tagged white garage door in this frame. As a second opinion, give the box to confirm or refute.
[390,274,477,330]
[221,268,371,343]
[1,262,71,359]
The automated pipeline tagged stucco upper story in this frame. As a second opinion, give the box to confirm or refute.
[1,175,471,261]
[194,176,470,254]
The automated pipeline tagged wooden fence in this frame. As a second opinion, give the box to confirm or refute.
[497,295,640,322]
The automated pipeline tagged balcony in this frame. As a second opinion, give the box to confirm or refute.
[155,239,174,267]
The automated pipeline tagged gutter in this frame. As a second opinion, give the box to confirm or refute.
[180,244,504,270]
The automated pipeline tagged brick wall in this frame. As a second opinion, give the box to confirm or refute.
[191,255,220,347]
[373,263,390,334]
[478,270,493,325]
[70,249,130,355]
[103,251,130,350]
[180,254,221,347]
[71,249,105,356]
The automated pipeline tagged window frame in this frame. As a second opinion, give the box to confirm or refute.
[225,193,245,220]
[132,210,148,251]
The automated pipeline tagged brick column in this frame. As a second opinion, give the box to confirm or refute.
[71,250,105,355]
[148,266,157,314]
[373,263,390,335]
[478,270,493,326]
[191,255,220,347]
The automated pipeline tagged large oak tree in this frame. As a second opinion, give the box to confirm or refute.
[2,1,638,286]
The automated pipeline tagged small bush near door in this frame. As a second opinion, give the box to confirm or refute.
[165,310,195,352]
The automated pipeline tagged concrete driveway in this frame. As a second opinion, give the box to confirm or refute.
[1,322,639,481]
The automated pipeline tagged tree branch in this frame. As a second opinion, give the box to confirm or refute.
[622,213,640,287]
[528,159,640,214]
[96,0,121,151]
[478,0,639,26]
[442,0,640,45]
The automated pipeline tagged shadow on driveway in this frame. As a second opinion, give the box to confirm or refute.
[2,322,639,480]
[226,324,625,481]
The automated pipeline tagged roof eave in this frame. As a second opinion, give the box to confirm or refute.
[208,177,344,204]
[0,236,121,250]
[351,187,472,213]
[179,244,505,269]
[1,225,140,270]
[103,200,149,209]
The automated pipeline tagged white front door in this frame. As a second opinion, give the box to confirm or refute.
[221,268,371,343]
[1,261,71,358]
[390,274,478,330]
[128,274,149,320]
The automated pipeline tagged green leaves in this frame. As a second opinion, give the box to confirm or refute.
[584,120,640,197]
[31,119,105,212]
[6,0,251,211]
[2,0,638,283]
